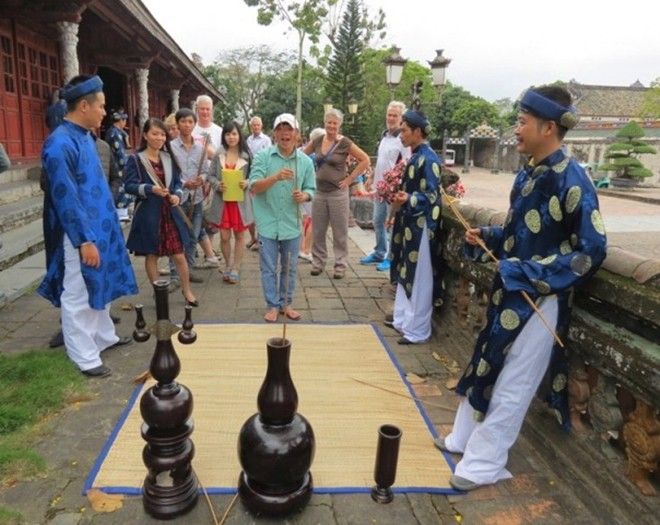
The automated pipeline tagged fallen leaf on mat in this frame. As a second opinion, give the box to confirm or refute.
[406,373,426,385]
[445,377,459,390]
[120,303,133,311]
[87,489,124,512]
[133,370,152,384]
[448,360,462,375]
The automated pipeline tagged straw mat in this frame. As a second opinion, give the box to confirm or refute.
[85,323,454,494]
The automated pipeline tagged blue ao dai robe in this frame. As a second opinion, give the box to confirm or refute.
[456,149,607,429]
[39,120,138,310]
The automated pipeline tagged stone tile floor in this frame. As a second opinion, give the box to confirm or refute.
[0,228,657,524]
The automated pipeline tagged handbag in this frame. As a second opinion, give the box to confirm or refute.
[201,184,214,211]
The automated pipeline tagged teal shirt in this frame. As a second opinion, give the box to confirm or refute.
[249,145,316,241]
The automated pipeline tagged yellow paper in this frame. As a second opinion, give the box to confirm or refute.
[222,169,244,202]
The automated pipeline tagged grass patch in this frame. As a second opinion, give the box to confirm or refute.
[0,350,87,480]
[0,506,23,525]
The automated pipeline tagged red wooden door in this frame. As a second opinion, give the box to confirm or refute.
[15,27,61,159]
[0,20,60,160]
[0,24,21,158]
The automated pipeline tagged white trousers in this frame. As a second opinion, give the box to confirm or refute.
[61,236,118,372]
[444,295,558,485]
[393,226,433,342]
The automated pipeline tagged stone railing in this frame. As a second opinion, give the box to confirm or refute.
[439,201,660,496]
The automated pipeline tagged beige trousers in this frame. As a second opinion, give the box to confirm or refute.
[311,189,350,270]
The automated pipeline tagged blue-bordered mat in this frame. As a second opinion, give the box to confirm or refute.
[84,323,457,495]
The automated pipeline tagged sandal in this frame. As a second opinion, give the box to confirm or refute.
[280,307,302,321]
[228,271,240,284]
[222,270,231,282]
[263,308,279,323]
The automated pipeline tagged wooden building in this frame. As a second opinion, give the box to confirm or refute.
[0,0,222,161]
[564,81,660,183]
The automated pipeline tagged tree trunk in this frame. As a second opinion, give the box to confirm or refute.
[296,32,304,130]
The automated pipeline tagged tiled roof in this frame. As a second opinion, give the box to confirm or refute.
[568,81,648,117]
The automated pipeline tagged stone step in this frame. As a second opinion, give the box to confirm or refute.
[0,162,41,185]
[0,195,43,234]
[0,249,45,308]
[0,179,43,206]
[0,218,44,272]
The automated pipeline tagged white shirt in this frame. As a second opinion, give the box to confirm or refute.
[193,122,223,153]
[373,130,410,185]
[246,132,272,155]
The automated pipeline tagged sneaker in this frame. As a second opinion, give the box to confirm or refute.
[449,474,481,491]
[167,280,181,293]
[82,364,112,378]
[376,260,391,272]
[360,253,383,265]
[202,255,220,268]
[433,436,451,452]
[158,267,171,276]
[298,252,313,263]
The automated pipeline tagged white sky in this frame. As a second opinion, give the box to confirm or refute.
[142,0,659,102]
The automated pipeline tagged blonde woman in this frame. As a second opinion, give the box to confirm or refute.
[303,109,370,279]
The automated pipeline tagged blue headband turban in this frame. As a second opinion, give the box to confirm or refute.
[60,75,103,103]
[519,90,578,129]
[402,109,431,134]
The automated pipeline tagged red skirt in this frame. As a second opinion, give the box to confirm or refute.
[157,202,184,256]
[219,201,247,232]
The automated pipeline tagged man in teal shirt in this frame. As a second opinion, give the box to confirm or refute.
[250,113,315,323]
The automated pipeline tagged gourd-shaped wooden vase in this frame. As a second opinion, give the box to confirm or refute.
[139,280,197,518]
[238,337,315,515]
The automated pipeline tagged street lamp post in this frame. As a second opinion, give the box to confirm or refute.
[323,96,333,114]
[382,46,451,156]
[383,47,407,98]
[428,49,451,159]
[428,49,451,105]
[348,97,358,125]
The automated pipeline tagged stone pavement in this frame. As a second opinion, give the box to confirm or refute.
[458,167,660,260]
[0,228,657,524]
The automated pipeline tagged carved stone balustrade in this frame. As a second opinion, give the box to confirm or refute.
[437,202,659,496]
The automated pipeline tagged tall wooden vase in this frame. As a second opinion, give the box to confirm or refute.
[139,280,197,518]
[238,337,315,515]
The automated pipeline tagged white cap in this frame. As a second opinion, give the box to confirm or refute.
[273,113,298,130]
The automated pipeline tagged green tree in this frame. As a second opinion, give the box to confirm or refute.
[358,48,395,153]
[244,0,334,129]
[493,97,517,127]
[324,0,366,141]
[431,83,476,136]
[451,98,500,135]
[599,121,657,179]
[324,0,386,50]
[202,46,293,125]
[258,62,326,136]
[357,49,437,153]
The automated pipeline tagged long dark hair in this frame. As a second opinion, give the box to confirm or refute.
[138,117,180,171]
[221,121,251,161]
